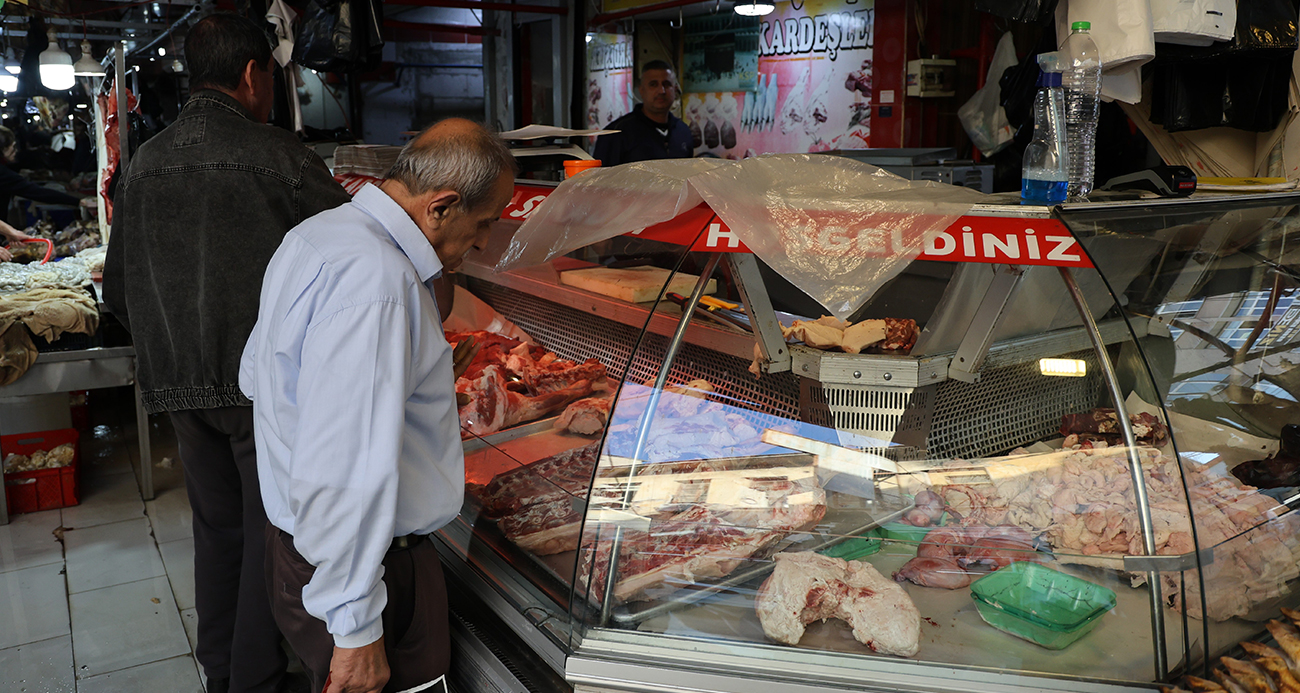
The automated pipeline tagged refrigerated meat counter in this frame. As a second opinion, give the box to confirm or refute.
[435,166,1300,693]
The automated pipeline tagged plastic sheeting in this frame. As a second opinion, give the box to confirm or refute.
[496,155,985,320]
[494,158,727,271]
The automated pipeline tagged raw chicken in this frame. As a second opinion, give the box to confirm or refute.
[842,319,886,354]
[756,552,921,657]
[1218,657,1274,693]
[554,397,612,436]
[781,321,843,349]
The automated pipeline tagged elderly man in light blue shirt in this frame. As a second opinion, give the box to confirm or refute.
[240,119,515,693]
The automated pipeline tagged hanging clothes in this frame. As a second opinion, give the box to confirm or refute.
[1150,0,1235,46]
[1055,0,1155,104]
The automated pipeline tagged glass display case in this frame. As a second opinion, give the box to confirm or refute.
[438,178,1300,693]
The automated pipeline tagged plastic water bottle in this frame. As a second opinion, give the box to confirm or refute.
[1021,59,1069,204]
[1061,21,1102,199]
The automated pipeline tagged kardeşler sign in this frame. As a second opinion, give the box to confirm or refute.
[683,0,875,158]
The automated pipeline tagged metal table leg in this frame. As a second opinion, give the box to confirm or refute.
[0,462,8,526]
[134,380,154,501]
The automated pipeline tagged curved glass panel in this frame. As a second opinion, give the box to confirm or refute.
[441,217,697,654]
[1059,194,1300,679]
[566,234,1184,686]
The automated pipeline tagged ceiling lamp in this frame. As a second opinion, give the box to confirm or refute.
[4,48,20,75]
[0,73,15,93]
[169,58,184,73]
[39,29,75,90]
[73,41,104,77]
[733,0,774,16]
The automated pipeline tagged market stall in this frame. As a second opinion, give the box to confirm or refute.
[0,222,153,526]
[432,160,1300,693]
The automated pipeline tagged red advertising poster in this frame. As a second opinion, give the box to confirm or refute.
[684,0,875,157]
[586,33,636,131]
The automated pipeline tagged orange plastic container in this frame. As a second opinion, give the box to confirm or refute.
[563,159,602,179]
[2,429,80,514]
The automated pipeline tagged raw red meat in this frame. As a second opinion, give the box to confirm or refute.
[576,477,826,605]
[879,318,918,352]
[499,498,585,555]
[1059,408,1170,447]
[470,443,600,518]
[458,366,508,437]
[893,556,972,590]
[523,358,607,395]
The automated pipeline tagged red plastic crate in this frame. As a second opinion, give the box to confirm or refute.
[2,429,80,514]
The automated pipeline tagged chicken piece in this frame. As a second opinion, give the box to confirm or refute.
[756,552,921,656]
[842,319,886,354]
[814,315,850,330]
[1267,620,1300,666]
[1185,675,1227,692]
[1282,607,1300,628]
[1219,657,1276,693]
[781,320,844,350]
[892,557,972,590]
[1249,653,1300,693]
[554,396,612,436]
[1241,641,1295,672]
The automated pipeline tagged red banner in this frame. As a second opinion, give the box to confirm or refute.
[501,184,1093,268]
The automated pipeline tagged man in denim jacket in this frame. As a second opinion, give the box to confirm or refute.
[103,13,350,693]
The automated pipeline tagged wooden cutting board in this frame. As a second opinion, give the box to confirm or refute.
[559,266,718,304]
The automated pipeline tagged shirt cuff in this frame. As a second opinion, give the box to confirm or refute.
[332,620,384,649]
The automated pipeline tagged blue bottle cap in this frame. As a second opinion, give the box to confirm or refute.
[1036,70,1062,88]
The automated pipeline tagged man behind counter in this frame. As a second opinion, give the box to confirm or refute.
[103,13,352,693]
[593,60,693,166]
[241,119,515,693]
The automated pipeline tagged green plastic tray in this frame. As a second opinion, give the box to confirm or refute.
[880,513,947,544]
[969,562,1116,650]
[818,529,884,561]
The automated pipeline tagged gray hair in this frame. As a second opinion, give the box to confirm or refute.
[385,122,518,211]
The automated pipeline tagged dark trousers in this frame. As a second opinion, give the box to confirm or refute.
[266,525,450,693]
[170,407,287,693]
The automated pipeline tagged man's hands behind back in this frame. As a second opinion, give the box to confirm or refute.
[325,638,389,693]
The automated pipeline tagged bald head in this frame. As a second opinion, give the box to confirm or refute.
[385,118,517,213]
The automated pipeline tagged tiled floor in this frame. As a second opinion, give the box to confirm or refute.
[1,388,206,691]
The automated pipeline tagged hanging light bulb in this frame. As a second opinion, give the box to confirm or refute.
[3,48,20,75]
[0,73,15,93]
[73,41,104,77]
[39,29,75,90]
[733,0,774,15]
[169,58,185,73]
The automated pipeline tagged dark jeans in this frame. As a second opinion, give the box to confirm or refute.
[266,525,450,693]
[170,407,287,693]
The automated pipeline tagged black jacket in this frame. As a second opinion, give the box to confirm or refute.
[593,105,693,166]
[0,164,80,215]
[103,90,351,414]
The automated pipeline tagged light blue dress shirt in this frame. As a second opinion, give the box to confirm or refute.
[239,183,463,648]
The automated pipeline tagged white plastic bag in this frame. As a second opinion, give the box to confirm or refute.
[958,32,1018,157]
[1150,0,1235,46]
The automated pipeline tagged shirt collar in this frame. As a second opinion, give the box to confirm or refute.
[352,184,444,283]
[185,89,256,121]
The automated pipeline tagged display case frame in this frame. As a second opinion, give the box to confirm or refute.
[439,179,1300,692]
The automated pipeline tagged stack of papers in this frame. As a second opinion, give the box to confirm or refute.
[333,144,402,177]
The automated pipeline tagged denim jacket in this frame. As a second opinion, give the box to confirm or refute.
[104,90,352,413]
